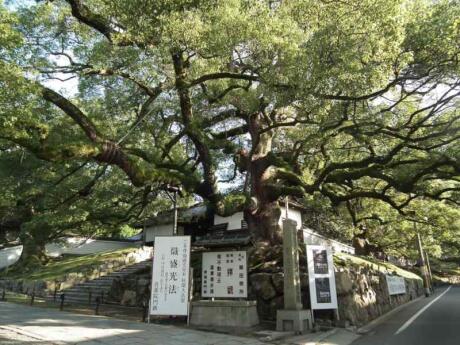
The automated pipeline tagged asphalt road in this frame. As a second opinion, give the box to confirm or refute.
[351,285,460,345]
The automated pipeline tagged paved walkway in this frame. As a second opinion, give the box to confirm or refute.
[0,301,265,345]
[0,326,50,345]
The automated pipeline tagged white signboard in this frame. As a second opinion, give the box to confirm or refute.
[150,236,191,316]
[202,251,247,298]
[306,245,338,310]
[386,275,406,295]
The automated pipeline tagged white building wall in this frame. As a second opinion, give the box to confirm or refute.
[279,207,303,230]
[213,212,245,230]
[213,208,303,231]
[144,224,184,242]
[0,239,139,269]
[303,228,355,254]
[0,245,23,269]
[45,238,138,257]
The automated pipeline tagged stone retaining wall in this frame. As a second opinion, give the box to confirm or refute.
[246,265,423,326]
[335,266,423,326]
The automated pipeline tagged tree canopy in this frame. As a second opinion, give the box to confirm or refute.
[0,0,459,260]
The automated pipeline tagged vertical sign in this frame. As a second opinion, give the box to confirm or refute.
[150,236,191,316]
[306,245,338,310]
[202,251,247,298]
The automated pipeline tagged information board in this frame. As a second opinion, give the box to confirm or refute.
[386,275,406,295]
[201,251,247,298]
[150,236,191,316]
[306,245,338,310]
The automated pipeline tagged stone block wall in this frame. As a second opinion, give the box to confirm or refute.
[245,267,423,326]
[106,270,151,306]
[334,266,423,326]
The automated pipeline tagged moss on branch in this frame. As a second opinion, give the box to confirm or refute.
[215,192,250,216]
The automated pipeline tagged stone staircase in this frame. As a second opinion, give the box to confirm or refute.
[48,260,151,306]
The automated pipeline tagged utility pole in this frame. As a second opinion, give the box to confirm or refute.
[425,251,433,291]
[416,230,431,297]
[172,189,178,236]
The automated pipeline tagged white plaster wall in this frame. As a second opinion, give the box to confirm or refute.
[213,212,245,230]
[279,207,303,230]
[213,208,302,231]
[0,245,23,269]
[144,224,184,242]
[45,238,138,257]
[303,228,355,254]
[0,239,140,269]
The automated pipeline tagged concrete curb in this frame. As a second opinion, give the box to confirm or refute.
[277,328,338,344]
[356,295,425,334]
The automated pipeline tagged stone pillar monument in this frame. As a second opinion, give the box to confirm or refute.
[276,219,312,333]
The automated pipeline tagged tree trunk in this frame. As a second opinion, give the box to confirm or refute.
[242,112,283,243]
[0,230,6,245]
[352,231,385,257]
[17,231,48,268]
[245,201,282,243]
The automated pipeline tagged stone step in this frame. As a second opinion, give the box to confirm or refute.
[90,277,117,282]
[71,285,112,291]
[109,269,148,276]
[65,285,111,291]
[76,281,114,287]
[67,285,111,291]
[76,282,113,287]
[61,290,110,297]
[47,294,108,303]
[50,260,152,304]
[64,295,104,300]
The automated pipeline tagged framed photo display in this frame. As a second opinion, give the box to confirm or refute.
[306,245,338,310]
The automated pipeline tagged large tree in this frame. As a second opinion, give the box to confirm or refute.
[0,141,174,266]
[1,0,459,250]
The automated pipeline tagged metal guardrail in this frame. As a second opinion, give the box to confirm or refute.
[0,284,148,322]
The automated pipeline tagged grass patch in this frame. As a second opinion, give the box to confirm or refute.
[1,247,139,282]
[1,291,48,306]
[334,252,422,280]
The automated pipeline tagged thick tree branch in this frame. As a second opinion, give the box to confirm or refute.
[65,0,115,42]
[41,86,101,142]
[189,72,259,87]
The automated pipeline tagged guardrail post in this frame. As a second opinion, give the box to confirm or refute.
[53,280,58,302]
[60,293,65,311]
[142,300,148,322]
[30,283,36,306]
[95,296,101,315]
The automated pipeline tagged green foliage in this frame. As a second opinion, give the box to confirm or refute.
[335,252,422,281]
[0,0,458,260]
